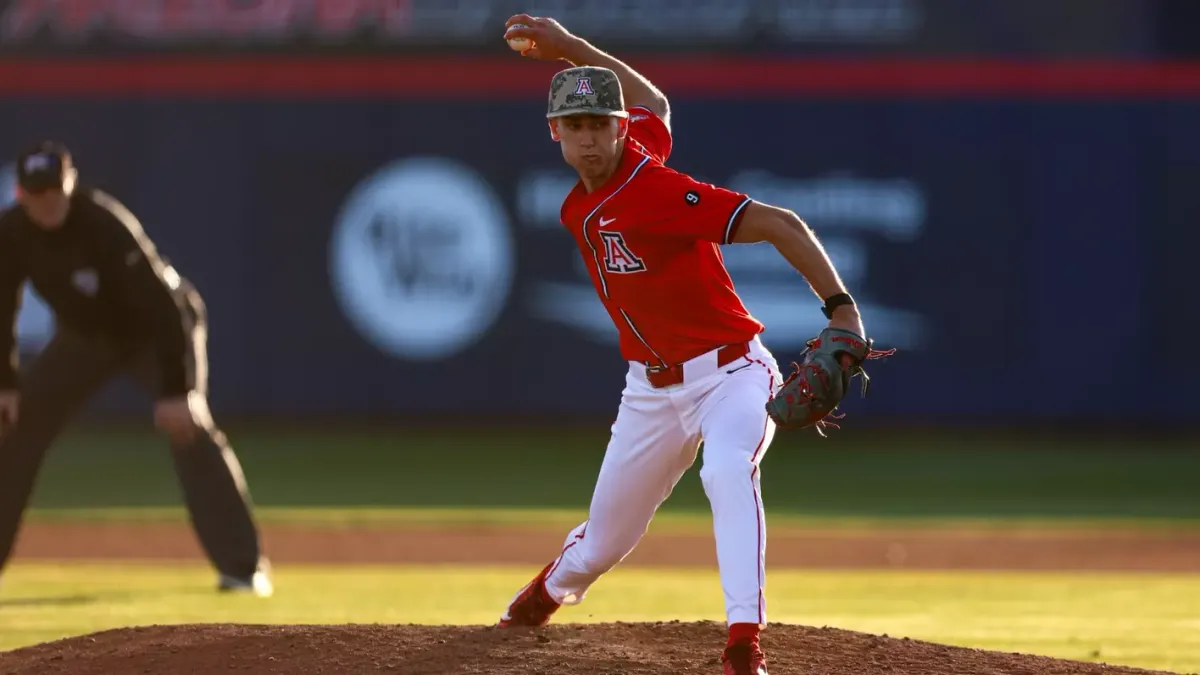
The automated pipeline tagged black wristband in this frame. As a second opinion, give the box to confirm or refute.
[821,292,855,319]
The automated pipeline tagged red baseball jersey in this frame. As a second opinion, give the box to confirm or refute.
[559,106,766,367]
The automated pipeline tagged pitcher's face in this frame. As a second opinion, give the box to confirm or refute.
[553,114,626,182]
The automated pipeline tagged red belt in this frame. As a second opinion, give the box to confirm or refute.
[644,342,752,389]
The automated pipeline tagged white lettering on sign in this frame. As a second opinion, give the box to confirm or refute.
[728,170,926,242]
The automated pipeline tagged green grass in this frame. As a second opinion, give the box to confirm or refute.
[24,426,1200,524]
[1,563,1197,673]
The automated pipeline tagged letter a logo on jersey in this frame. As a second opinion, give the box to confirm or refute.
[574,77,594,96]
[599,231,646,274]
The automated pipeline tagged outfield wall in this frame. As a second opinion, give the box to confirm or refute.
[1,58,1197,425]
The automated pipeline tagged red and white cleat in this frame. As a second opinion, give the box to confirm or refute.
[497,562,561,628]
[722,640,768,675]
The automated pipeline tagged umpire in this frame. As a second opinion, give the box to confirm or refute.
[0,142,272,597]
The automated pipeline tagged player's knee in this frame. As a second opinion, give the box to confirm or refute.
[699,452,758,493]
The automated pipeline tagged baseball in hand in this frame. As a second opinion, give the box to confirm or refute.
[506,24,533,52]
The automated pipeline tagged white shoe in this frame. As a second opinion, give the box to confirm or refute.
[217,568,274,598]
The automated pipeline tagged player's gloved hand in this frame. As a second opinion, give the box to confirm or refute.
[504,14,581,61]
[765,327,895,436]
[0,390,18,438]
[154,395,197,445]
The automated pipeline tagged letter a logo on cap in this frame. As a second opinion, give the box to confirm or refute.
[574,77,594,96]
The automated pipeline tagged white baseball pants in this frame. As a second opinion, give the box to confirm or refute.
[543,336,781,626]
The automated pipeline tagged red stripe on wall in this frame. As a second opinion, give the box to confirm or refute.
[2,57,1200,98]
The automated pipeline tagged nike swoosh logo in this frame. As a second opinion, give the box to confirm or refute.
[599,216,616,227]
[726,363,752,374]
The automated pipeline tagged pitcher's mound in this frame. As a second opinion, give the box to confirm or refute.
[0,622,1182,675]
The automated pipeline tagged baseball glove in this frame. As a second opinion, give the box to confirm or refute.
[765,328,895,436]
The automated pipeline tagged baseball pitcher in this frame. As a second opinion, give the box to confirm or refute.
[497,15,893,675]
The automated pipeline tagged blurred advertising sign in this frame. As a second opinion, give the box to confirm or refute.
[0,90,1184,421]
[0,0,1153,56]
[328,157,516,362]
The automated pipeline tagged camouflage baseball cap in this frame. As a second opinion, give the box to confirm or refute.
[547,66,628,119]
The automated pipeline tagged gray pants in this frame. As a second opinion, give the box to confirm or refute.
[0,292,263,579]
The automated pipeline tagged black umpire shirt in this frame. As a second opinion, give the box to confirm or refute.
[0,187,193,397]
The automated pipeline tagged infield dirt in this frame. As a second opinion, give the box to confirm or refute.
[0,621,1184,675]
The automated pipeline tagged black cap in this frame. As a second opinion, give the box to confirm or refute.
[16,141,73,193]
